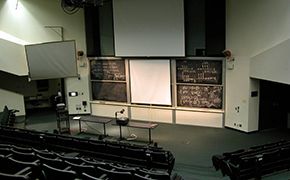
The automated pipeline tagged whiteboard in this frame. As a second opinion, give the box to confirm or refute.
[25,40,78,80]
[129,60,172,105]
[113,0,185,57]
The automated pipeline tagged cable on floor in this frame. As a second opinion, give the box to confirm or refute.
[126,127,137,141]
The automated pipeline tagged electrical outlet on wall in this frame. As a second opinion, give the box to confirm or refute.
[76,104,82,111]
[235,106,240,113]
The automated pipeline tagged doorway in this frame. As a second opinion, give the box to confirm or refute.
[259,80,290,130]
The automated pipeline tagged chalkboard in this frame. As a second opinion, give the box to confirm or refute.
[92,82,127,102]
[176,60,222,84]
[177,85,223,109]
[90,60,126,81]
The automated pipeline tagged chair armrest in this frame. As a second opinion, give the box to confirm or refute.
[15,167,32,176]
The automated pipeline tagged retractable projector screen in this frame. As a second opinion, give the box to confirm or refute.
[113,0,185,57]
[25,40,78,80]
[129,60,171,105]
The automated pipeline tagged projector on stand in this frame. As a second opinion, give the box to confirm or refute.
[115,109,129,126]
[116,116,129,126]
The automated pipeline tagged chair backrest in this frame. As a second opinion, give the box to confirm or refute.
[36,154,68,170]
[87,141,106,153]
[0,147,12,157]
[150,151,168,163]
[55,136,74,148]
[0,172,29,180]
[97,166,132,180]
[10,149,37,162]
[12,145,33,153]
[106,144,122,155]
[0,143,11,148]
[125,147,147,159]
[109,164,137,174]
[64,160,97,177]
[109,169,133,180]
[7,157,45,180]
[134,173,156,180]
[81,172,103,180]
[239,156,258,169]
[81,158,112,169]
[261,149,280,163]
[42,163,77,180]
[56,154,83,165]
[33,148,56,159]
[137,169,170,180]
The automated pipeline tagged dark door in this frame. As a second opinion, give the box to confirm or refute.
[259,80,289,130]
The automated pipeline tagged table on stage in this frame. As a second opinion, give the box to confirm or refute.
[72,116,112,137]
[113,120,158,144]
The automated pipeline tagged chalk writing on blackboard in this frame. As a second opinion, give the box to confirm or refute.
[177,85,223,109]
[90,60,126,81]
[176,60,222,84]
[92,82,127,102]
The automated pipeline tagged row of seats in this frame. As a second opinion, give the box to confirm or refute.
[0,142,172,180]
[0,126,175,173]
[212,140,290,180]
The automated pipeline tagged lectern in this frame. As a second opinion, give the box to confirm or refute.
[56,103,70,134]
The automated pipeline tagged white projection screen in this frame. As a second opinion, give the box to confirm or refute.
[130,60,171,105]
[113,0,185,57]
[25,40,78,80]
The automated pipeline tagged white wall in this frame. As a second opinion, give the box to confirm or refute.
[0,38,28,75]
[0,0,90,114]
[225,57,250,131]
[226,0,290,132]
[0,89,25,116]
[250,39,290,85]
[248,78,259,132]
[91,102,224,128]
[176,110,223,128]
[130,107,173,124]
[91,103,129,118]
[0,0,85,44]
[226,0,290,56]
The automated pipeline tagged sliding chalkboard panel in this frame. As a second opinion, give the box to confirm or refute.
[176,60,222,84]
[90,60,125,81]
[177,85,223,109]
[92,82,127,102]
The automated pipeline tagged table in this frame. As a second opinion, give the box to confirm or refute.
[72,116,112,137]
[113,120,158,144]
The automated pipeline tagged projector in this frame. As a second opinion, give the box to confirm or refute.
[116,117,129,126]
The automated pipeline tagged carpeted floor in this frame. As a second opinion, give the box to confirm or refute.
[15,108,290,180]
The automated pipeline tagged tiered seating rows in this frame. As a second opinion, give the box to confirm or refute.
[0,126,176,179]
[0,126,174,173]
[0,142,171,180]
[212,140,290,180]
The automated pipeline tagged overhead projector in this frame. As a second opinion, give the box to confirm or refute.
[115,109,129,126]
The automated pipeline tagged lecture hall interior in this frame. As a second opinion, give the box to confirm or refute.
[0,0,290,179]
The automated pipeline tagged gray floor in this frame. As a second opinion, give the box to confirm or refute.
[15,109,290,180]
